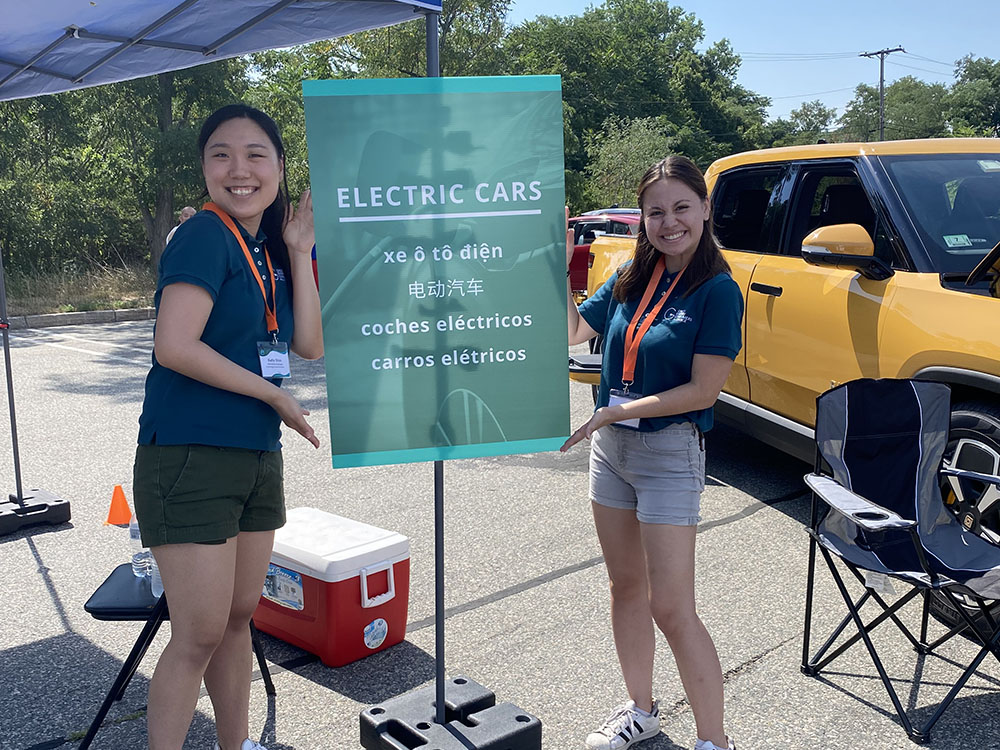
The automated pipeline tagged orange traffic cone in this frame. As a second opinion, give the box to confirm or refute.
[105,484,132,526]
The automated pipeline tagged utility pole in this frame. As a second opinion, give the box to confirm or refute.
[860,46,905,140]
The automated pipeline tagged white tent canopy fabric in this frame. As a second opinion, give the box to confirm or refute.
[0,0,441,102]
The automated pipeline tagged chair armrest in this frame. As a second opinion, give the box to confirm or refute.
[568,353,602,375]
[940,466,1000,487]
[804,474,917,531]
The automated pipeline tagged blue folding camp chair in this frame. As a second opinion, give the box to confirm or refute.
[801,378,1000,744]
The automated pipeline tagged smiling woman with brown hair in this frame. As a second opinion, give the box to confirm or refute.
[564,156,743,750]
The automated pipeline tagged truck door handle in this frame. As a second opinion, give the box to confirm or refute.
[750,282,783,297]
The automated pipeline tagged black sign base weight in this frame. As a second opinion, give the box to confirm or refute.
[360,675,541,750]
[0,488,71,535]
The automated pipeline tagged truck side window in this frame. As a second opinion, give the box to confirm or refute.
[789,171,878,252]
[712,168,783,253]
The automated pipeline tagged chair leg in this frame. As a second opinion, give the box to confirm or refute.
[821,547,919,740]
[919,589,931,651]
[79,597,169,750]
[913,598,1000,742]
[842,566,925,652]
[802,534,819,675]
[250,619,276,696]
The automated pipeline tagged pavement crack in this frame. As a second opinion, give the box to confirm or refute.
[660,633,800,720]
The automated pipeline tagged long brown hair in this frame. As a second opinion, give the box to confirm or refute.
[613,155,730,302]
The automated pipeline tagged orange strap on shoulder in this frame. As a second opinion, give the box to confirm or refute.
[621,257,686,387]
[203,202,278,336]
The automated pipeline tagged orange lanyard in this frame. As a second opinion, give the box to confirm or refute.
[203,202,279,339]
[621,257,686,388]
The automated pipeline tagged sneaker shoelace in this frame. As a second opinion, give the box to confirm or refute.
[597,702,645,739]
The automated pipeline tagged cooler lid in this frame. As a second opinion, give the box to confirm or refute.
[271,507,410,583]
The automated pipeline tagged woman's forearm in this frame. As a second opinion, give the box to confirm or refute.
[288,250,323,360]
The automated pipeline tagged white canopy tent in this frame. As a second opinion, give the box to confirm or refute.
[0,0,440,101]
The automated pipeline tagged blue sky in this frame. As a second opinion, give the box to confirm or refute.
[507,1,995,121]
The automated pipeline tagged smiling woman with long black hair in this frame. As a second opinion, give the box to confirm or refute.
[132,104,323,750]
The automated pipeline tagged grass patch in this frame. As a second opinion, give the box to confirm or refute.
[3,264,155,316]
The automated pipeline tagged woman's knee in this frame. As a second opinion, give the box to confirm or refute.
[170,620,228,661]
[649,599,699,638]
[607,569,647,602]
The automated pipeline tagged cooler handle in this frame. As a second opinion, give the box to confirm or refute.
[360,562,396,608]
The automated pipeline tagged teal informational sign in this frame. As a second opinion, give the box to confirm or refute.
[303,76,569,468]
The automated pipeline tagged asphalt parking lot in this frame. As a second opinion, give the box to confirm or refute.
[1,320,998,749]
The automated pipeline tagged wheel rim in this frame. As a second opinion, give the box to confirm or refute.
[941,436,1000,545]
[938,427,1000,618]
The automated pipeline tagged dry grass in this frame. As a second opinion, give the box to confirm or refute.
[4,264,156,316]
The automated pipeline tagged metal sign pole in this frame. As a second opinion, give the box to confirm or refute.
[0,246,71,535]
[0,252,24,504]
[424,8,448,727]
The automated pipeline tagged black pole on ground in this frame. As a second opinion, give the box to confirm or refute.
[425,7,446,727]
[0,253,24,503]
[0,247,71,535]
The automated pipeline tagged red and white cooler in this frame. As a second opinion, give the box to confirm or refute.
[253,507,410,667]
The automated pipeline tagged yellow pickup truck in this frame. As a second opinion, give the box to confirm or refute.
[571,139,1000,550]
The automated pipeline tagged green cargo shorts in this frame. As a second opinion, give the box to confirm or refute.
[132,444,285,547]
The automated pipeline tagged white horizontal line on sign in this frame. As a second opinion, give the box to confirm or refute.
[339,209,543,223]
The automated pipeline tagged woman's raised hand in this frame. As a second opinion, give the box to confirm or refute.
[283,188,315,256]
[565,206,575,272]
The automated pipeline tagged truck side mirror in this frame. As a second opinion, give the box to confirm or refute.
[801,223,893,281]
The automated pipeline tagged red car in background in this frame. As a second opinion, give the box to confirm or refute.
[567,208,640,299]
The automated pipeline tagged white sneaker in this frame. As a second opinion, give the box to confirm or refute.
[694,737,735,750]
[585,699,660,750]
[213,740,269,750]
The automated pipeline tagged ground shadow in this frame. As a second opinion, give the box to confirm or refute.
[3,632,151,748]
[271,637,437,705]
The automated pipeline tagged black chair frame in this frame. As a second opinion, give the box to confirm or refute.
[81,563,275,749]
[801,379,1000,744]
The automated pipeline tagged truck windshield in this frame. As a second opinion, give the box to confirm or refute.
[882,154,1000,274]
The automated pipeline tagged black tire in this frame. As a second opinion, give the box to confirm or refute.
[589,335,603,405]
[929,401,1000,637]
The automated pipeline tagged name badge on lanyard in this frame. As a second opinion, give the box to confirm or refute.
[203,202,291,379]
[615,257,686,428]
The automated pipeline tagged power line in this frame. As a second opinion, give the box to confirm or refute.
[888,60,954,76]
[770,86,857,100]
[905,52,956,68]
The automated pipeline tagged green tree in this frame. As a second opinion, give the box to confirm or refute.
[504,0,767,207]
[584,116,675,208]
[837,83,881,141]
[949,56,1000,137]
[788,99,836,143]
[0,93,142,271]
[837,77,948,141]
[83,60,248,271]
[287,0,512,80]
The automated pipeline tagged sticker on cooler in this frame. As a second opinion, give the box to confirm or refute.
[263,564,304,610]
[364,618,389,649]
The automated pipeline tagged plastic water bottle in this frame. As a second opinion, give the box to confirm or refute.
[150,556,164,599]
[129,515,151,577]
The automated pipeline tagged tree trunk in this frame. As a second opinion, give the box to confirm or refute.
[148,72,176,276]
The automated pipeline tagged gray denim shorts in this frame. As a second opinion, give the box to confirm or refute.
[589,422,705,525]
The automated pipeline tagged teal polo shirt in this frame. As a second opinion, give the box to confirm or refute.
[137,210,294,451]
[578,265,743,433]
